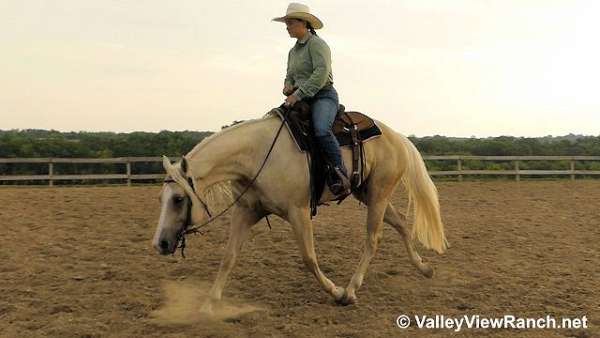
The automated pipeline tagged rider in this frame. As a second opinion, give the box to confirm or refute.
[273,2,351,198]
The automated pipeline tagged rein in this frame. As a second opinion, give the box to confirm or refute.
[165,116,286,257]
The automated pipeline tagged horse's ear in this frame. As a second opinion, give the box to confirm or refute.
[162,155,172,172]
[181,156,188,174]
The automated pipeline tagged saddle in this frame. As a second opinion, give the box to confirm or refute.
[272,101,382,216]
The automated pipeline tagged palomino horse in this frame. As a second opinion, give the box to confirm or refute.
[152,111,448,309]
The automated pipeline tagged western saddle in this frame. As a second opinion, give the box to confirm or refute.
[272,101,382,216]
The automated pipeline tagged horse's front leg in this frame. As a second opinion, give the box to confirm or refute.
[287,207,346,302]
[202,205,261,314]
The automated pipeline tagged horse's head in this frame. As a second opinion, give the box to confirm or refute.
[152,155,208,255]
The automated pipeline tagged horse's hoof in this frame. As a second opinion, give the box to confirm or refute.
[335,289,357,306]
[421,265,434,278]
[332,286,345,302]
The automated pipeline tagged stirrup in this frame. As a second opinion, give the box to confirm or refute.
[330,166,351,197]
[330,182,350,197]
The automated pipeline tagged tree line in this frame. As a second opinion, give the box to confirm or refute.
[408,134,600,175]
[1,129,599,183]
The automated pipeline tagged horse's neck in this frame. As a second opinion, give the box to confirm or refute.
[186,119,272,190]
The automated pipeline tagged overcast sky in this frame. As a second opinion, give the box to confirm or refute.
[2,0,599,137]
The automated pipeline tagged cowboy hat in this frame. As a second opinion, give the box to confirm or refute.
[272,2,323,30]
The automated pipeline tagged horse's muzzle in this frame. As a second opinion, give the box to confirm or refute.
[154,239,175,255]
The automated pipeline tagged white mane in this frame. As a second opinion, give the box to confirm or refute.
[169,113,278,214]
[188,114,276,158]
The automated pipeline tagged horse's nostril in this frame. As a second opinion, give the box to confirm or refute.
[159,240,170,251]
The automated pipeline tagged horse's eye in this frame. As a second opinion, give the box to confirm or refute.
[173,196,184,204]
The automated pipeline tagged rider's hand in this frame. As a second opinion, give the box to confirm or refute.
[284,94,300,108]
[283,84,295,96]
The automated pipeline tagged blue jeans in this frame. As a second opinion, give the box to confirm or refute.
[308,86,347,175]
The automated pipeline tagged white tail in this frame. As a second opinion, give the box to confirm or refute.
[399,135,449,254]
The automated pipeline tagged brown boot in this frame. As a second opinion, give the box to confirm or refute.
[329,166,351,198]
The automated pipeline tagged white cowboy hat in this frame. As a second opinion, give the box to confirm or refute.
[272,2,323,30]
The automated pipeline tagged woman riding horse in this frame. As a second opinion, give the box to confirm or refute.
[273,3,351,198]
[152,3,448,311]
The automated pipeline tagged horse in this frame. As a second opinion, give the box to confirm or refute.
[151,110,448,310]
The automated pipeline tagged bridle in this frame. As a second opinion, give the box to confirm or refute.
[162,176,211,258]
[163,176,212,218]
[161,116,286,257]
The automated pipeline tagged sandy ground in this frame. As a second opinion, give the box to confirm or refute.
[0,181,598,338]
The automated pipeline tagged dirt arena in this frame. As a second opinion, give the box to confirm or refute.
[1,181,598,337]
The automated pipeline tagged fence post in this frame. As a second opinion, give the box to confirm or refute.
[457,158,463,182]
[570,160,575,181]
[515,160,520,182]
[126,160,132,186]
[48,159,54,187]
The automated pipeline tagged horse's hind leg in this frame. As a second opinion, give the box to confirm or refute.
[287,206,346,302]
[202,205,261,313]
[340,197,388,305]
[384,202,434,278]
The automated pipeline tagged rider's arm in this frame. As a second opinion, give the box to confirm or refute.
[284,49,294,88]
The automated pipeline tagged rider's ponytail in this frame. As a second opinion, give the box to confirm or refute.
[307,22,317,36]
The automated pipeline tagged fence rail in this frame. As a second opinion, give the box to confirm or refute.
[0,157,178,186]
[424,155,600,182]
[1,156,600,185]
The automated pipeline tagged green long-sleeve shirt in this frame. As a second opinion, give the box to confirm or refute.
[284,32,334,100]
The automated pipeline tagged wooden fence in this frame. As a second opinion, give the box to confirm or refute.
[425,155,600,182]
[1,156,600,186]
[0,157,177,186]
